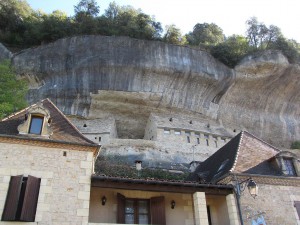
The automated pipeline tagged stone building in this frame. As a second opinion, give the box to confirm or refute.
[189,131,300,225]
[0,99,99,224]
[69,116,118,145]
[1,99,299,225]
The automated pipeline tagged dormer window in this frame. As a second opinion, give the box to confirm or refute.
[283,158,297,176]
[29,115,44,134]
[17,103,53,138]
[272,152,299,177]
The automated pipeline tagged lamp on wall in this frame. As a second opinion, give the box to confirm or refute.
[101,196,107,206]
[233,176,258,225]
[171,200,176,209]
[247,179,258,198]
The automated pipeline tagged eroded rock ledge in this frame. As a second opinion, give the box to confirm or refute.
[1,36,299,147]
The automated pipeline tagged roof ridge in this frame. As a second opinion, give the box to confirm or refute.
[43,98,97,145]
[229,131,244,173]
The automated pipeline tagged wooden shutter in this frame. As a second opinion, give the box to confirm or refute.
[1,175,23,221]
[295,201,300,219]
[117,193,125,224]
[20,175,41,222]
[150,196,166,225]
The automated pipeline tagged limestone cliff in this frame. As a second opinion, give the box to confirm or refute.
[1,36,299,147]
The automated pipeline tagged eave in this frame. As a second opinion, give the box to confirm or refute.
[91,175,233,195]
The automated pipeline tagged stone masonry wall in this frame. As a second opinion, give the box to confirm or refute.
[240,183,300,225]
[0,142,93,225]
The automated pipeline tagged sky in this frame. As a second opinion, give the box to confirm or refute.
[26,0,300,42]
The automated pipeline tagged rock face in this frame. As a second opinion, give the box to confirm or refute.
[9,36,300,147]
[0,43,12,61]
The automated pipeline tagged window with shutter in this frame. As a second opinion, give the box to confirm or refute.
[117,194,165,225]
[1,175,41,222]
[295,201,300,219]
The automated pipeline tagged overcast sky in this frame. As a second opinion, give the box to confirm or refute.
[26,0,300,42]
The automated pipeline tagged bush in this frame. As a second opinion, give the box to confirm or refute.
[291,141,300,149]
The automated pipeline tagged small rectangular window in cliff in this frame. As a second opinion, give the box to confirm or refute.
[185,131,191,136]
[2,175,40,222]
[174,131,181,135]
[187,136,190,143]
[163,129,170,134]
[197,138,200,144]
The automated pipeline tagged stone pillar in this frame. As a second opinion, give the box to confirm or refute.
[193,192,209,225]
[226,194,240,225]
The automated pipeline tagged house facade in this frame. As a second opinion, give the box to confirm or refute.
[0,100,299,225]
[0,99,99,225]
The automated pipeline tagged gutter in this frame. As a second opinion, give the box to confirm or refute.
[91,175,234,190]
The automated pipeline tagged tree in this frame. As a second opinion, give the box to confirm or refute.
[74,0,100,22]
[0,0,33,45]
[186,23,224,47]
[246,17,282,49]
[163,24,187,45]
[0,60,27,119]
[39,10,72,43]
[211,35,250,68]
[269,37,300,64]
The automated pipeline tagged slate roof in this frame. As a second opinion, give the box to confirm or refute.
[0,99,97,146]
[187,131,282,183]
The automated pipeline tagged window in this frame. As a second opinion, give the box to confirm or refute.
[283,158,296,176]
[125,199,150,224]
[197,138,200,144]
[187,136,190,143]
[163,129,170,134]
[117,193,165,225]
[185,131,191,136]
[29,116,43,134]
[174,130,181,135]
[2,175,41,222]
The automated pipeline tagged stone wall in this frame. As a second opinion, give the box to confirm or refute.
[97,138,222,172]
[240,183,300,225]
[0,142,94,225]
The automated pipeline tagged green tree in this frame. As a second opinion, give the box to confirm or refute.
[39,10,73,43]
[74,0,100,21]
[0,0,33,45]
[246,17,282,49]
[269,37,300,64]
[163,24,187,45]
[0,60,27,119]
[211,35,250,68]
[186,23,224,47]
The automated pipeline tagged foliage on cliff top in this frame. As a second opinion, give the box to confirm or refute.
[0,60,28,119]
[291,141,300,149]
[0,0,299,67]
